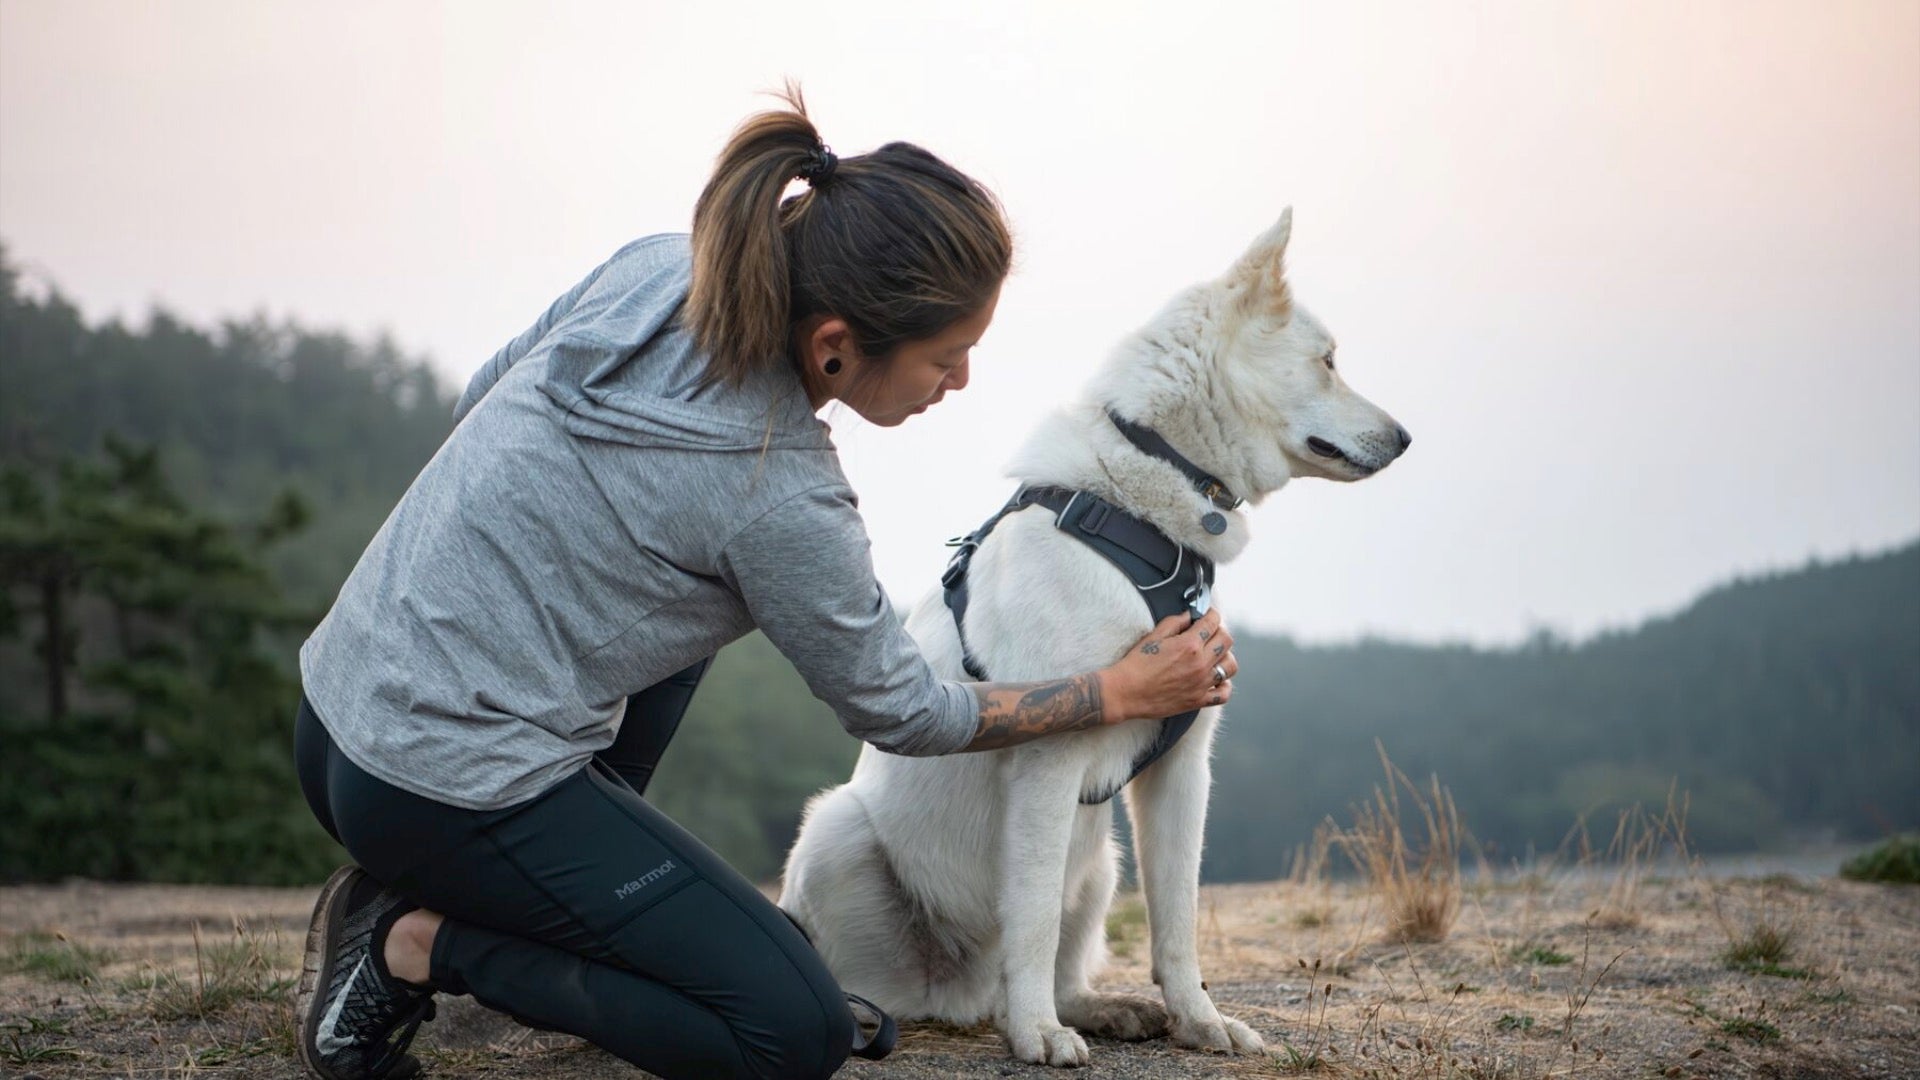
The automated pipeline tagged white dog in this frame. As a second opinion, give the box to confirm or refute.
[780,209,1408,1067]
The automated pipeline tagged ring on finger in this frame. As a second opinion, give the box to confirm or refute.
[1211,663,1227,686]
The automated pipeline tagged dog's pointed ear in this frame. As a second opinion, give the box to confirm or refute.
[1227,207,1293,321]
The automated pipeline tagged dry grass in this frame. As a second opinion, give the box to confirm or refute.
[1105,891,1149,959]
[135,916,296,1023]
[1284,823,1338,930]
[1560,787,1693,930]
[1,930,114,984]
[1331,742,1462,944]
[4,871,1917,1079]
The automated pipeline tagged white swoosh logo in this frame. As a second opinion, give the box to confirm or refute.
[315,956,368,1056]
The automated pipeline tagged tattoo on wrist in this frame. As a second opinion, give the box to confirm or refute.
[964,674,1105,751]
[1141,642,1160,655]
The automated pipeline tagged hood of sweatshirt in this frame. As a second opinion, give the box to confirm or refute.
[527,235,833,454]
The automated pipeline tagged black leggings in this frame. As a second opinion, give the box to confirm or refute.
[293,659,854,1080]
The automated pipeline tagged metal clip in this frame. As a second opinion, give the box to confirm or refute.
[941,538,977,589]
[1183,576,1213,618]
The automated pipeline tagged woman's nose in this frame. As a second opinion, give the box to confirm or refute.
[947,359,970,392]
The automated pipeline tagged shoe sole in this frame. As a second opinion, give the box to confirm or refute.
[296,864,365,1080]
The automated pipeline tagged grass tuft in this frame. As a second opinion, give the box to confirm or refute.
[1721,921,1794,968]
[1719,1015,1782,1042]
[145,918,296,1021]
[1,930,114,983]
[1332,742,1462,944]
[1,1015,80,1067]
[1511,943,1574,966]
[1839,834,1920,884]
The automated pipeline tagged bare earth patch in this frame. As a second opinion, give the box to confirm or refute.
[3,874,1915,1079]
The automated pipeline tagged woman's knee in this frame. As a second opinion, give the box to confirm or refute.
[737,1000,852,1080]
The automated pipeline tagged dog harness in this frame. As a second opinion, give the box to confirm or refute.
[940,412,1239,805]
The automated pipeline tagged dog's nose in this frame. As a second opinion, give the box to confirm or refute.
[1394,424,1412,452]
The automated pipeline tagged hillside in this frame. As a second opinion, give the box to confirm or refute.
[1207,543,1920,882]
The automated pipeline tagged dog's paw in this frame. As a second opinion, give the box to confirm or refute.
[1006,1021,1090,1067]
[1221,1014,1265,1053]
[1170,1011,1266,1054]
[1056,993,1169,1041]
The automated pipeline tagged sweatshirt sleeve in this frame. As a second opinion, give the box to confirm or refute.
[719,484,978,756]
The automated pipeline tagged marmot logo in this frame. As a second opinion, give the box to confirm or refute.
[614,860,678,901]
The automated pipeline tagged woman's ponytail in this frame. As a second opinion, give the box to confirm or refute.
[686,84,822,387]
[687,83,1012,387]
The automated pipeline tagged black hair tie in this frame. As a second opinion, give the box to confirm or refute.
[798,144,838,188]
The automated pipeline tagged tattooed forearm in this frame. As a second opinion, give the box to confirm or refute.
[961,674,1106,752]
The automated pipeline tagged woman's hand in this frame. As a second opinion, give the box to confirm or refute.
[955,607,1237,753]
[1099,608,1237,723]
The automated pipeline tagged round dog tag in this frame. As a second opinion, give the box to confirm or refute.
[1201,512,1227,535]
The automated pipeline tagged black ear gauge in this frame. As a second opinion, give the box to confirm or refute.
[824,357,843,375]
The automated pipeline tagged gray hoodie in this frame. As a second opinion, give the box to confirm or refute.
[299,234,976,810]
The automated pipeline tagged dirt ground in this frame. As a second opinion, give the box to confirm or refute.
[3,870,1916,1080]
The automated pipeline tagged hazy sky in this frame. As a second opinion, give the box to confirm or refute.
[3,0,1916,646]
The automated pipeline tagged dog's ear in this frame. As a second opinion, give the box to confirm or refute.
[1227,207,1293,321]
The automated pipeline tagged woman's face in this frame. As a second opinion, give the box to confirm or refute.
[838,286,1001,427]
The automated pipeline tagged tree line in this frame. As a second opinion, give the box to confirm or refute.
[3,245,1914,885]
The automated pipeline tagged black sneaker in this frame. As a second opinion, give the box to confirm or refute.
[297,865,437,1080]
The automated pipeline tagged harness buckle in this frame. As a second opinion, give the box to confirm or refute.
[1183,576,1213,618]
[1078,499,1111,536]
[941,540,976,589]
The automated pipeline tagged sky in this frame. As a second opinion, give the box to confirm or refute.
[3,0,1916,647]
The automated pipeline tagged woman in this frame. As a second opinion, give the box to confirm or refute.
[292,89,1238,1080]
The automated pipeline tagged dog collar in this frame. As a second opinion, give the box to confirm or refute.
[1105,408,1243,529]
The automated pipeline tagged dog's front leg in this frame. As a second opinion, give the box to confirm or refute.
[998,752,1092,1067]
[1125,715,1265,1054]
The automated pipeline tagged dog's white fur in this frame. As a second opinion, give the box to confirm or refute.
[780,210,1407,1066]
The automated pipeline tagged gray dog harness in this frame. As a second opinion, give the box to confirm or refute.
[942,437,1230,805]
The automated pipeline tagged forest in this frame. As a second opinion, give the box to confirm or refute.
[3,245,1915,885]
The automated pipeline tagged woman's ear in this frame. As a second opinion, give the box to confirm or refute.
[805,317,856,381]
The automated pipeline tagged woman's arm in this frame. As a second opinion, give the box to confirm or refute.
[958,609,1235,752]
[720,486,1236,757]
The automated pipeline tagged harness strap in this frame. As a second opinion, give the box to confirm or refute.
[941,485,1216,804]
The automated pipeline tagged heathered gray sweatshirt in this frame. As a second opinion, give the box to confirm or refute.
[299,234,977,810]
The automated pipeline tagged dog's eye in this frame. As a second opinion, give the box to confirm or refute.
[1321,353,1335,371]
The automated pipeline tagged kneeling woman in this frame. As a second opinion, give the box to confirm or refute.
[292,90,1236,1080]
